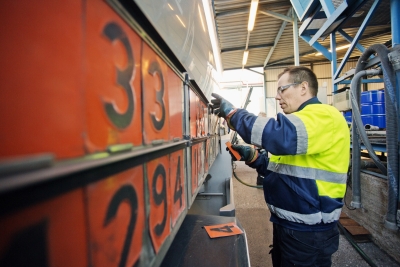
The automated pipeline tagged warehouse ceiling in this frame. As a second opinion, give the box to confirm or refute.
[212,0,392,71]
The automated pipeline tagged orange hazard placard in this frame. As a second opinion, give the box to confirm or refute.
[0,0,85,160]
[167,68,183,140]
[204,222,244,238]
[169,150,186,227]
[197,100,204,137]
[142,44,170,145]
[202,102,209,136]
[0,189,88,266]
[189,91,199,138]
[84,0,142,152]
[191,143,202,195]
[204,139,210,173]
[86,167,145,267]
[147,155,171,253]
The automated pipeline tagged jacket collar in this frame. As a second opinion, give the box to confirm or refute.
[297,96,321,111]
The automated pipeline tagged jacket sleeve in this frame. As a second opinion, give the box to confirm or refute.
[229,109,299,155]
[247,153,272,177]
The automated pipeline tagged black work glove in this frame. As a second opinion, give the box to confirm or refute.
[230,144,258,163]
[210,93,236,119]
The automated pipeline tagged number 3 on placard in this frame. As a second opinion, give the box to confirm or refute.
[102,22,135,129]
[148,61,166,131]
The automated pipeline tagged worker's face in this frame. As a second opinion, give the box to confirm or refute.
[275,73,302,114]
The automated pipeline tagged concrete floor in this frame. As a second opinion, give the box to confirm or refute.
[230,146,400,267]
[232,160,272,267]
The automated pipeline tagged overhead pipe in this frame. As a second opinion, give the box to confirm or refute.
[351,44,399,230]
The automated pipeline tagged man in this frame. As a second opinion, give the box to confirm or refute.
[211,66,350,267]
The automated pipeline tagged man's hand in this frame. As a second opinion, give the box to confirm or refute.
[230,144,258,163]
[210,93,236,119]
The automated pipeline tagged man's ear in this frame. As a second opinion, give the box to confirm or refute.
[300,81,309,95]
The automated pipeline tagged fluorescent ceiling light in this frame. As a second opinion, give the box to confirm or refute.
[242,50,249,65]
[248,0,259,31]
[315,44,351,56]
[176,15,186,28]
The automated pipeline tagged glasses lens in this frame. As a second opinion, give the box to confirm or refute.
[277,83,298,94]
[277,84,289,94]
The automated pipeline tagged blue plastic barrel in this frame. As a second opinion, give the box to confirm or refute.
[360,90,386,129]
[344,110,352,123]
[343,89,386,129]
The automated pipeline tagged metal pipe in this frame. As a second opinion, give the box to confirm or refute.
[292,10,299,66]
[391,0,400,47]
[364,124,379,130]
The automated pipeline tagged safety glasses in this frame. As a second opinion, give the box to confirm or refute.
[277,83,299,94]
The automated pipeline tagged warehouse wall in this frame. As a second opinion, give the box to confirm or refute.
[264,61,385,117]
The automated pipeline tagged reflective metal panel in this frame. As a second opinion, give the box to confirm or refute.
[134,0,217,96]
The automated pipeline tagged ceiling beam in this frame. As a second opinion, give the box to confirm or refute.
[263,8,293,67]
[244,67,264,75]
[216,8,249,18]
[259,10,292,22]
[221,43,274,53]
[215,4,293,18]
[224,64,264,71]
[267,49,330,66]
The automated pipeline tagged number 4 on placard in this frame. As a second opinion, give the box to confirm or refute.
[204,223,243,239]
[173,156,182,207]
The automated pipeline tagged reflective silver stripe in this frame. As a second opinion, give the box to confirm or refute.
[322,208,342,223]
[267,162,347,184]
[267,204,342,225]
[251,116,271,147]
[286,114,308,154]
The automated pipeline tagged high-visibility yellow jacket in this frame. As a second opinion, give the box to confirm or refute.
[231,97,350,231]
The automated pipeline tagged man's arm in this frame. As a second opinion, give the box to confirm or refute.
[211,93,299,155]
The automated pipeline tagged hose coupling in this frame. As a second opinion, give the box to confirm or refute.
[388,49,400,71]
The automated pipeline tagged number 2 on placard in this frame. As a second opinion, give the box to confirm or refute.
[104,185,138,267]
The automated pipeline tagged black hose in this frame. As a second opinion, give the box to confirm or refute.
[388,49,400,205]
[351,44,399,228]
[350,69,386,209]
[350,69,387,175]
[337,223,378,267]
[232,161,263,189]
